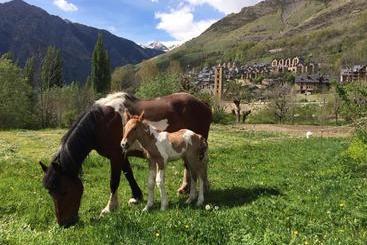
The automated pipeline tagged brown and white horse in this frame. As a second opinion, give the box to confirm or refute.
[121,111,208,211]
[39,92,212,226]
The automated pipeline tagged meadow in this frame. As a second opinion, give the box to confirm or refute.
[0,125,366,244]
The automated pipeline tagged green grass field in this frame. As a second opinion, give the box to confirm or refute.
[0,125,366,244]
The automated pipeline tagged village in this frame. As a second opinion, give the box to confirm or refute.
[186,56,367,101]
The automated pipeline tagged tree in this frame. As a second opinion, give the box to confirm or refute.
[224,80,254,123]
[41,46,63,88]
[91,33,111,94]
[136,73,181,99]
[24,56,36,88]
[1,52,14,62]
[0,58,32,128]
[39,46,63,127]
[267,83,293,124]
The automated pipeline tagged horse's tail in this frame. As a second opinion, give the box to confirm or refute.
[199,136,208,161]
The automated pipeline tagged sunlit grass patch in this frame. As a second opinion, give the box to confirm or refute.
[0,125,366,244]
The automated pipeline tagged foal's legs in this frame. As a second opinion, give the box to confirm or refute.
[178,159,190,194]
[196,175,205,206]
[156,166,168,210]
[185,161,197,204]
[143,162,157,211]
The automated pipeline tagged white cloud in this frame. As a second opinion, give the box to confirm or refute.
[155,6,216,42]
[53,0,78,12]
[185,0,261,15]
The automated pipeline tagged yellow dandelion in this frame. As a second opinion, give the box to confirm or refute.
[293,230,299,236]
[339,203,345,208]
[155,232,160,237]
[185,225,189,229]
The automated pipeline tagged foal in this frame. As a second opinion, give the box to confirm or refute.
[121,111,208,211]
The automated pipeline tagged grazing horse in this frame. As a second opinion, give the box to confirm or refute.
[121,111,208,211]
[39,92,212,227]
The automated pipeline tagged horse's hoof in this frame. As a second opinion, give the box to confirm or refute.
[160,205,168,211]
[196,199,204,207]
[128,198,140,205]
[99,208,110,218]
[142,206,151,212]
[185,198,194,204]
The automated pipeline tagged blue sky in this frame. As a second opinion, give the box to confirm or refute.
[1,0,261,46]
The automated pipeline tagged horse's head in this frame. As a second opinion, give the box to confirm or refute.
[121,111,145,152]
[39,161,83,227]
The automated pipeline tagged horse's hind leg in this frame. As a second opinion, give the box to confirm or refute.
[196,175,205,206]
[156,166,168,211]
[178,159,191,195]
[185,160,197,204]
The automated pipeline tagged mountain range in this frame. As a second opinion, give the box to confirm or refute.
[140,41,182,53]
[0,0,163,83]
[155,0,367,75]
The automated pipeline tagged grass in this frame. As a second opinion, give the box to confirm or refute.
[0,125,366,244]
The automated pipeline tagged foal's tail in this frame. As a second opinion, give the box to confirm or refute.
[199,136,208,161]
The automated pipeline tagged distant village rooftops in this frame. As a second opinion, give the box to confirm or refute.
[340,65,367,83]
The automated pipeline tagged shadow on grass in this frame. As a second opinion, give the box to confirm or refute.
[205,186,281,208]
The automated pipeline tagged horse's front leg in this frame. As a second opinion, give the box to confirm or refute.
[100,153,122,217]
[122,156,143,204]
[143,162,157,212]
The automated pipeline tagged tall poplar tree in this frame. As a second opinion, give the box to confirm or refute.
[40,46,63,89]
[90,33,111,93]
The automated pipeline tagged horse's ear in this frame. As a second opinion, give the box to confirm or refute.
[39,161,48,173]
[138,111,145,121]
[124,110,132,121]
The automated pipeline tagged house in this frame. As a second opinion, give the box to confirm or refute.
[271,57,317,74]
[340,65,367,83]
[295,74,330,93]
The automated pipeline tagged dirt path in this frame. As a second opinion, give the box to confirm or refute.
[235,124,354,137]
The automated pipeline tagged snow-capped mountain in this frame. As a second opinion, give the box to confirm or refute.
[146,41,169,52]
[139,41,183,52]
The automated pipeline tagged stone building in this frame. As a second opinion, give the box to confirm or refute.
[340,65,367,83]
[295,74,330,93]
[271,57,317,74]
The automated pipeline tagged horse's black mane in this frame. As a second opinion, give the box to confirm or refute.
[43,105,103,190]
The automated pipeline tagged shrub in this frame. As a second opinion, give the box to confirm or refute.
[346,138,367,164]
[0,58,33,128]
[212,104,235,124]
[136,73,182,99]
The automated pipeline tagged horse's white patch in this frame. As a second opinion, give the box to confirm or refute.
[95,92,127,114]
[144,119,169,131]
[182,130,194,145]
[100,192,119,216]
[149,128,183,162]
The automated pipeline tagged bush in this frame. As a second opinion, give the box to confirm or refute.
[212,104,235,124]
[346,138,367,164]
[136,73,182,99]
[0,58,33,128]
